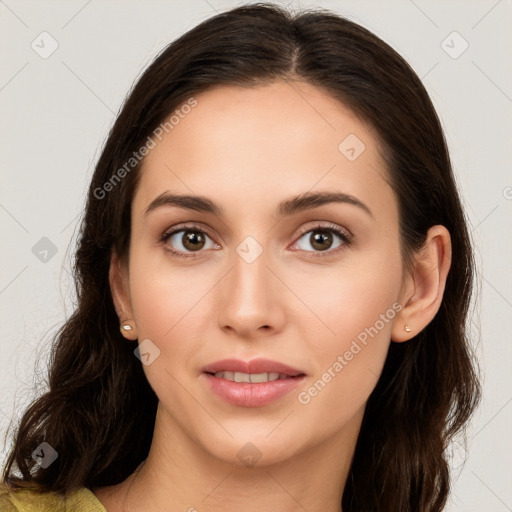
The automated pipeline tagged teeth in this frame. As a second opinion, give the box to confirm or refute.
[213,371,284,383]
[234,371,251,383]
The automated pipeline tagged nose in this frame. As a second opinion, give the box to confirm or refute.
[216,244,285,339]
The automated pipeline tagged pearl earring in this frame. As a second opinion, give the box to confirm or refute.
[404,324,411,332]
[120,322,136,340]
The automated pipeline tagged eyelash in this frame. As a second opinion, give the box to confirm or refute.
[160,222,353,259]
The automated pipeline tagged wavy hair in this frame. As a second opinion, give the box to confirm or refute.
[2,4,481,511]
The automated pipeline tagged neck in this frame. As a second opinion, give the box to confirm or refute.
[95,403,363,512]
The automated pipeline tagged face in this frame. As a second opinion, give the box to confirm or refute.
[114,80,406,466]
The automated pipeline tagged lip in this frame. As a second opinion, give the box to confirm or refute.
[201,358,307,408]
[201,358,305,376]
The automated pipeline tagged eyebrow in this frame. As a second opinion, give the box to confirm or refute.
[144,190,373,219]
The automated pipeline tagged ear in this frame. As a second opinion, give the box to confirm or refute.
[391,225,452,342]
[109,250,137,340]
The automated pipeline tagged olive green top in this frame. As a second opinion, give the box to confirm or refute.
[0,484,107,511]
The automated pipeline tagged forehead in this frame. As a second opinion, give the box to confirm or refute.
[133,80,394,222]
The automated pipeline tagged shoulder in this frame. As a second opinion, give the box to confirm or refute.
[0,483,107,512]
[0,483,66,512]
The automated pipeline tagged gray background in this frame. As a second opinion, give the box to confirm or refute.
[1,1,511,510]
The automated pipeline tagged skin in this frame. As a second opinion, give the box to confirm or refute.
[92,80,451,512]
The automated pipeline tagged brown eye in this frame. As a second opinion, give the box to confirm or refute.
[161,225,219,258]
[294,226,349,255]
[181,231,206,251]
[309,230,334,251]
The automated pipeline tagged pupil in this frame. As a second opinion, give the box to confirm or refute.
[184,231,204,250]
[312,231,332,251]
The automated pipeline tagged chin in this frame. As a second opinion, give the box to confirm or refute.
[197,428,305,468]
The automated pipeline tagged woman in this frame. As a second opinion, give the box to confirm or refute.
[0,3,480,511]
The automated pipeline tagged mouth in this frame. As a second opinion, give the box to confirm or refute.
[201,357,306,379]
[205,371,303,383]
[201,358,306,407]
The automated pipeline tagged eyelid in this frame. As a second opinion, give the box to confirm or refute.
[161,221,215,240]
[294,221,353,242]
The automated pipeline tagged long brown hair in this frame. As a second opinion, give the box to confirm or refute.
[1,4,481,511]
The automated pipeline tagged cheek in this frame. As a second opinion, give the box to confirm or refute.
[127,247,221,378]
[126,253,214,411]
[129,257,208,341]
[291,247,402,411]
[292,245,402,346]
